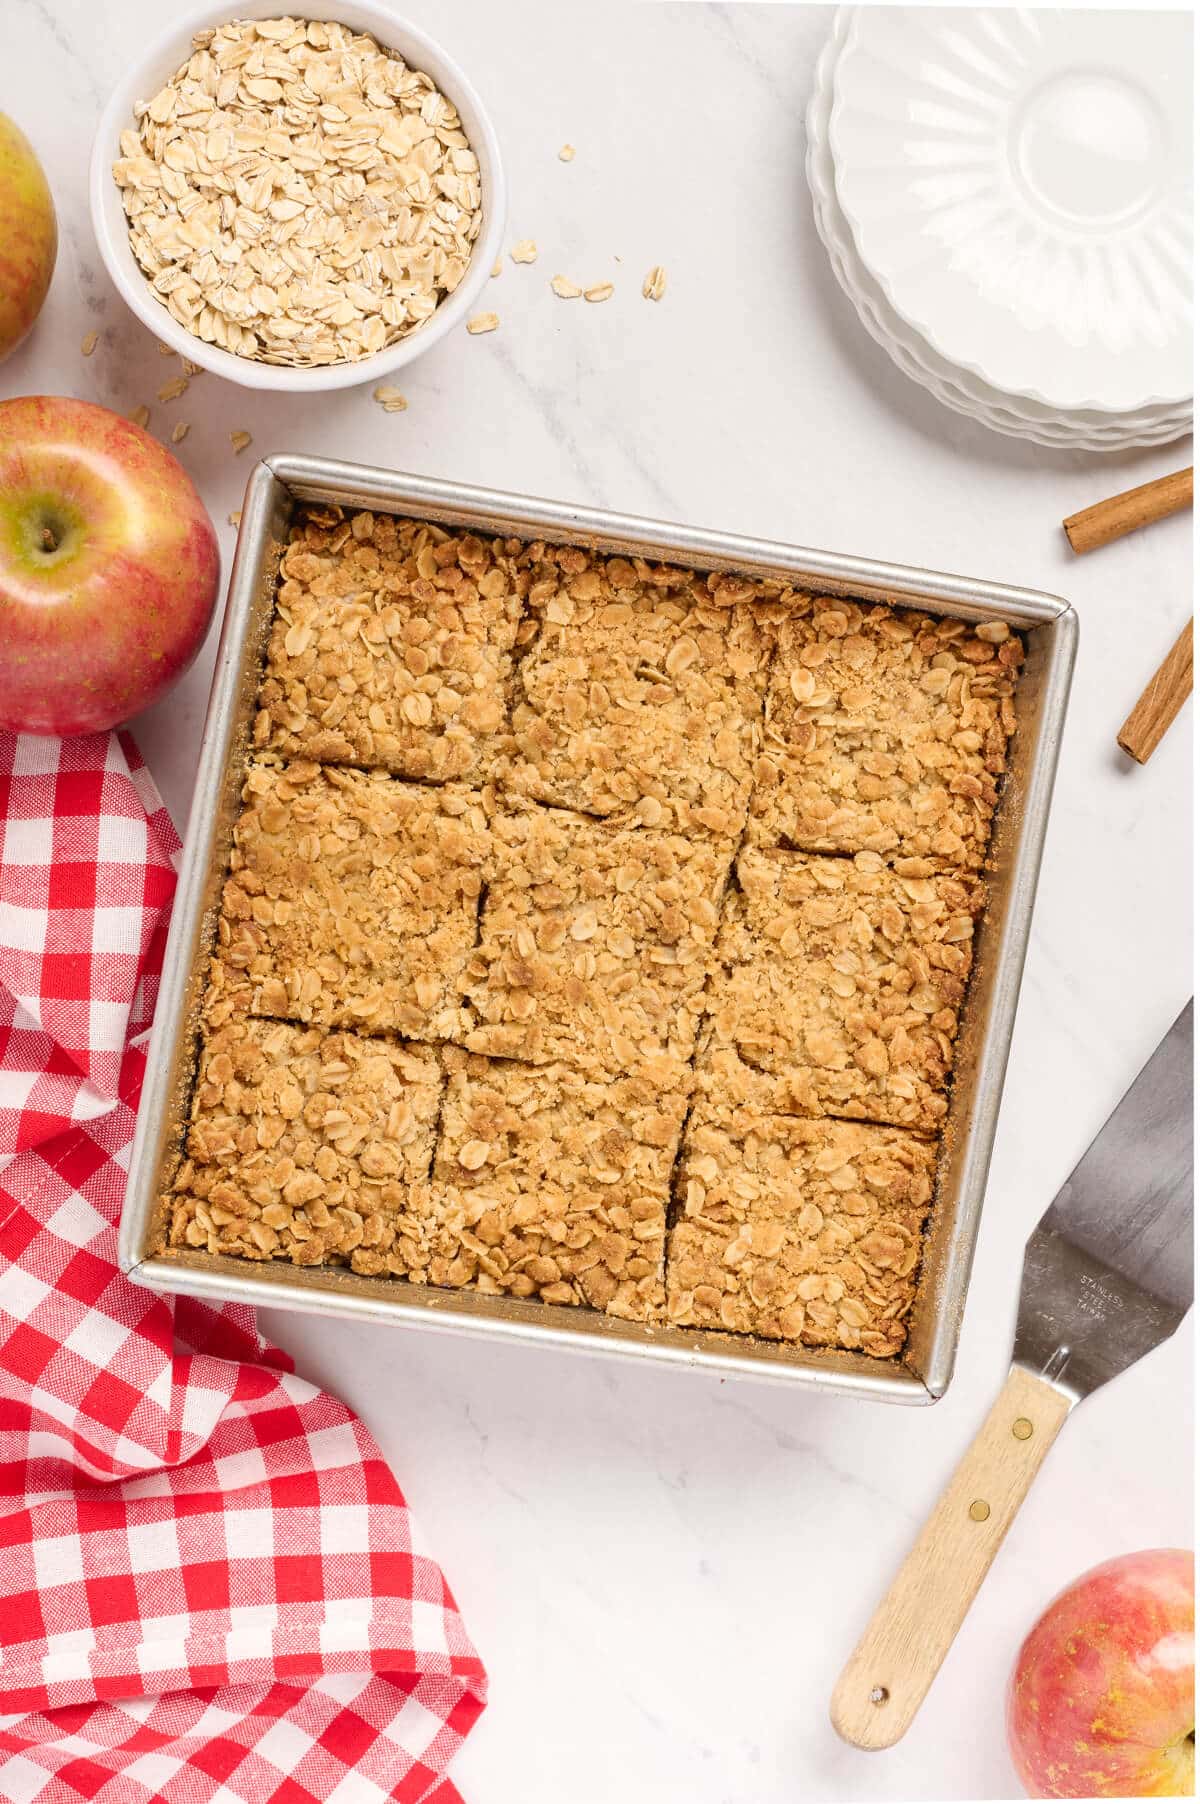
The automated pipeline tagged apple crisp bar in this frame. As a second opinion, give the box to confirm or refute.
[163,1017,442,1274]
[750,601,1022,868]
[419,1049,691,1319]
[462,808,734,1072]
[257,509,525,783]
[665,1092,936,1354]
[704,844,984,1131]
[213,759,491,1040]
[157,504,1029,1363]
[505,555,782,836]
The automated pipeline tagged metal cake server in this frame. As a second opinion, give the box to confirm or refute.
[831,1000,1194,1750]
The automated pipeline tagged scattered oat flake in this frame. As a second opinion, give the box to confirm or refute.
[227,510,241,527]
[156,341,176,356]
[129,404,150,428]
[171,421,190,443]
[584,282,614,303]
[230,430,252,453]
[157,375,189,402]
[181,358,202,376]
[373,383,408,413]
[490,259,502,278]
[467,312,498,334]
[551,275,582,299]
[558,144,576,161]
[510,239,537,264]
[643,264,667,302]
[81,330,99,356]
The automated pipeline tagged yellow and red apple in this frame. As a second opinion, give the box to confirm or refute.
[0,396,221,735]
[0,114,57,361]
[1008,1548,1194,1798]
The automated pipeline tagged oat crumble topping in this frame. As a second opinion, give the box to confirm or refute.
[165,1016,442,1273]
[751,600,1021,867]
[705,845,984,1132]
[422,1049,691,1319]
[463,808,734,1072]
[666,1097,936,1354]
[213,758,492,1040]
[258,508,524,783]
[159,507,1023,1356]
[505,557,786,837]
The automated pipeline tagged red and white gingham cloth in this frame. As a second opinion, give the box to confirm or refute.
[0,733,486,1803]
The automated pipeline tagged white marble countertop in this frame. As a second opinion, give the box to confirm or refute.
[5,2,1193,1797]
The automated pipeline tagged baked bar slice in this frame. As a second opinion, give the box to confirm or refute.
[258,509,525,783]
[665,1090,936,1355]
[162,1017,442,1275]
[462,808,735,1072]
[750,601,1022,868]
[419,1050,691,1319]
[214,759,491,1040]
[505,551,780,836]
[705,845,984,1131]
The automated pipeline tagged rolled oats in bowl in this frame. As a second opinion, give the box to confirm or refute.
[111,16,484,366]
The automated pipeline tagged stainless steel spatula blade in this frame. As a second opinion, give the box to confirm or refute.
[833,1001,1194,1752]
[1014,999,1193,1400]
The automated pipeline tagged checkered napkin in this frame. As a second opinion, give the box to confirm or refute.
[0,733,486,1803]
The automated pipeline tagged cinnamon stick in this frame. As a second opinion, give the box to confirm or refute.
[1063,467,1192,554]
[1117,619,1193,763]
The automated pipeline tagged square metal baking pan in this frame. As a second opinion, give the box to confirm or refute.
[120,454,1077,1405]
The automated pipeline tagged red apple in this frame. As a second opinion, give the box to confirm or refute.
[1008,1548,1194,1798]
[0,396,220,735]
[0,114,57,360]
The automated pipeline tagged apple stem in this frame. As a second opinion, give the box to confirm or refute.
[41,526,58,553]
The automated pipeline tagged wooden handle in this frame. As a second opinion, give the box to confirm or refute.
[1063,467,1192,554]
[1117,619,1193,764]
[830,1366,1073,1751]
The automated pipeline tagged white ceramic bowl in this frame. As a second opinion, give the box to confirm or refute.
[89,0,506,392]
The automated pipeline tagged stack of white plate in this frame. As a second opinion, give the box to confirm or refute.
[807,9,1193,451]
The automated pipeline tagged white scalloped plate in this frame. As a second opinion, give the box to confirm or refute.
[830,7,1193,413]
[808,19,1192,446]
[808,16,1192,449]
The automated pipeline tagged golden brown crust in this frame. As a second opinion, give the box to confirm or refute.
[665,1098,936,1354]
[166,510,1024,1362]
[704,846,984,1131]
[213,759,492,1040]
[462,808,735,1072]
[163,1017,442,1274]
[750,601,1022,868]
[504,556,784,837]
[418,1049,691,1319]
[258,510,526,783]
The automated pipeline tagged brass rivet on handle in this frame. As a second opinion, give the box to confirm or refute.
[1013,1417,1034,1441]
[969,1499,991,1522]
